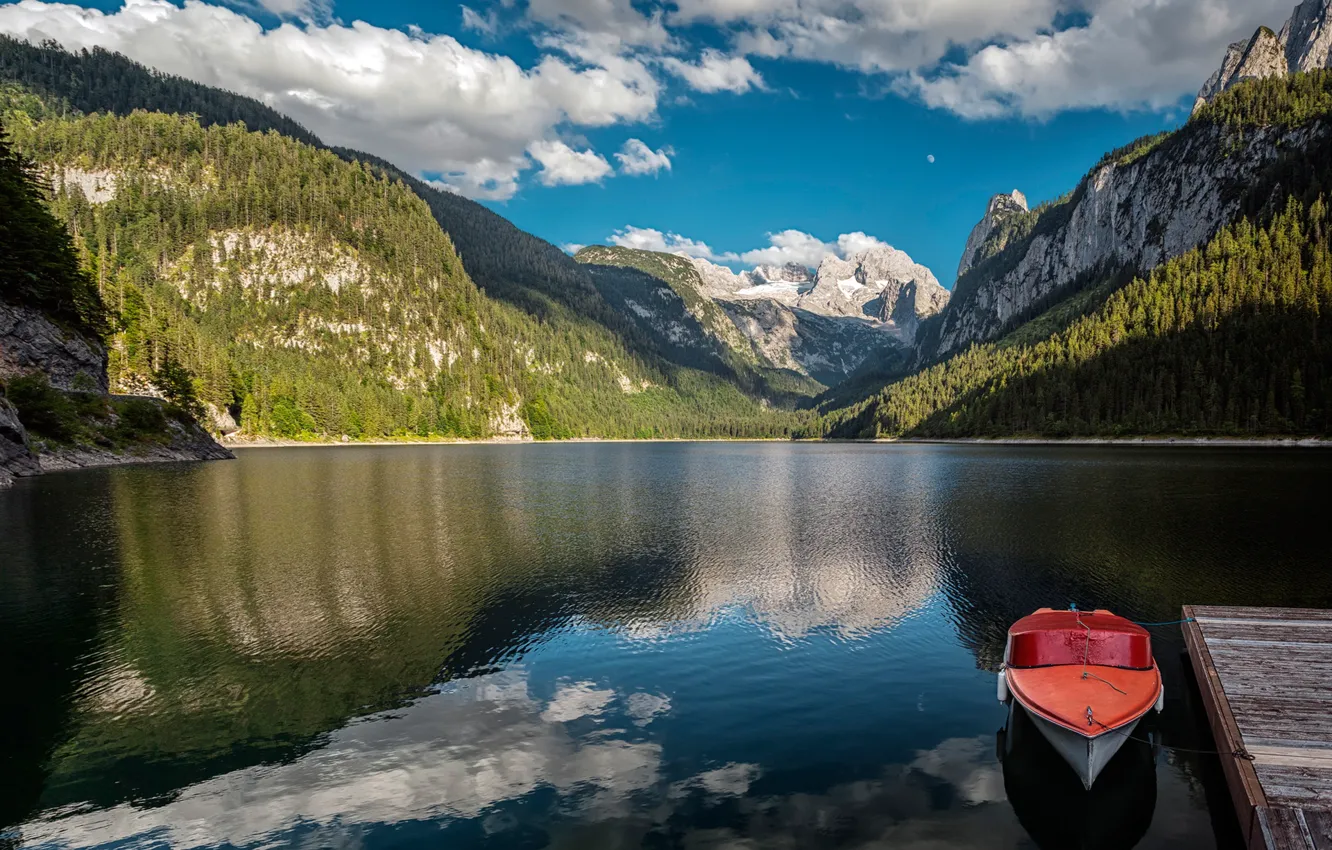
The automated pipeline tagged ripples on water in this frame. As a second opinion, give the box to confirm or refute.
[2,443,1330,849]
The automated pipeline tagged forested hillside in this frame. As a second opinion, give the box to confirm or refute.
[0,125,105,340]
[1,88,808,440]
[816,73,1332,440]
[0,36,784,402]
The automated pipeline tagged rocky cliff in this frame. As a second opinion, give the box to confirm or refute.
[799,246,949,329]
[0,300,108,393]
[956,191,1028,279]
[576,246,905,386]
[1195,0,1332,111]
[925,117,1328,360]
[1,299,234,487]
[0,396,39,488]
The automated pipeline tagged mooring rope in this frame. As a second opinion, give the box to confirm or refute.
[1060,607,1249,760]
[1088,716,1255,761]
[1075,608,1128,694]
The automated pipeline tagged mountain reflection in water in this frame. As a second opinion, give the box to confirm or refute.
[3,443,1329,849]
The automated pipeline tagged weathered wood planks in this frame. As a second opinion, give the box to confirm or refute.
[1185,605,1332,850]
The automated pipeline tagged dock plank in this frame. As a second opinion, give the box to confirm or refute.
[1184,605,1332,850]
[1192,606,1332,622]
[1305,810,1332,850]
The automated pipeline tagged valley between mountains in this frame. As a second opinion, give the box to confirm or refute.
[5,0,1332,485]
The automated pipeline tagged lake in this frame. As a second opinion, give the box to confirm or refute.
[2,443,1330,849]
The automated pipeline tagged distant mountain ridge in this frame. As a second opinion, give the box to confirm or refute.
[1194,0,1332,111]
[680,247,947,329]
[574,244,943,385]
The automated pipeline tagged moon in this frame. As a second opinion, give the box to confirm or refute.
[927,154,936,164]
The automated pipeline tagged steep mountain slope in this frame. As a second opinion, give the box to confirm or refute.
[574,245,912,386]
[817,72,1332,440]
[956,190,1028,279]
[1,90,809,440]
[800,248,948,328]
[680,247,947,327]
[1194,0,1332,111]
[921,74,1332,364]
[0,36,796,404]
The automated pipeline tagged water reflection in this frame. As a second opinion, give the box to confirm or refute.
[2,443,1326,849]
[1000,704,1158,850]
[18,671,667,848]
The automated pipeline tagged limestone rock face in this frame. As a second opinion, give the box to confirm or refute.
[957,190,1029,279]
[1196,41,1252,110]
[1283,0,1332,72]
[1195,1,1332,112]
[717,298,903,386]
[1194,27,1288,113]
[488,401,532,440]
[0,300,109,393]
[799,246,949,329]
[751,263,813,285]
[1,396,40,488]
[690,257,750,299]
[928,120,1326,360]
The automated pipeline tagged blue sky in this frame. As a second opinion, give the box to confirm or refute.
[0,0,1293,283]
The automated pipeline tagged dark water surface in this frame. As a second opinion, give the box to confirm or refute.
[3,443,1330,850]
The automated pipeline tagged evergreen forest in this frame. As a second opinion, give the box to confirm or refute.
[5,34,1332,443]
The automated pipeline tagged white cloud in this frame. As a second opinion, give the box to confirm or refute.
[614,138,671,175]
[527,0,670,49]
[249,0,327,21]
[0,0,1296,209]
[660,48,763,94]
[459,4,497,34]
[528,139,614,186]
[604,226,905,271]
[562,242,586,254]
[0,0,659,200]
[899,0,1291,118]
[834,231,888,257]
[738,229,834,268]
[672,0,1289,116]
[609,225,730,260]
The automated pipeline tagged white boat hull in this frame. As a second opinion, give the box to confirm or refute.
[1019,704,1138,790]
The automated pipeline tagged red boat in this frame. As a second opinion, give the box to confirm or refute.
[997,607,1164,789]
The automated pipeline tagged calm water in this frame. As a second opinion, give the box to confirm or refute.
[2,443,1331,850]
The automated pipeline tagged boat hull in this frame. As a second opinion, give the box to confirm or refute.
[1020,703,1138,790]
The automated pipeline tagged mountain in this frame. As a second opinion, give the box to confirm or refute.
[800,248,948,329]
[956,190,1028,279]
[573,245,930,386]
[918,78,1330,365]
[1194,0,1332,112]
[0,38,817,440]
[815,70,1332,440]
[676,247,948,328]
[570,246,824,402]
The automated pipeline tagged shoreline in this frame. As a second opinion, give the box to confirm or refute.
[222,436,791,448]
[221,435,1332,449]
[888,437,1330,448]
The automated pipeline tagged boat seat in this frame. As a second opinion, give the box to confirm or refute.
[1007,608,1153,670]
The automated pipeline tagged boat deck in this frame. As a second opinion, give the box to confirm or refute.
[1183,605,1332,850]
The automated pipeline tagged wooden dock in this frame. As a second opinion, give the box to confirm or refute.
[1183,605,1332,849]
